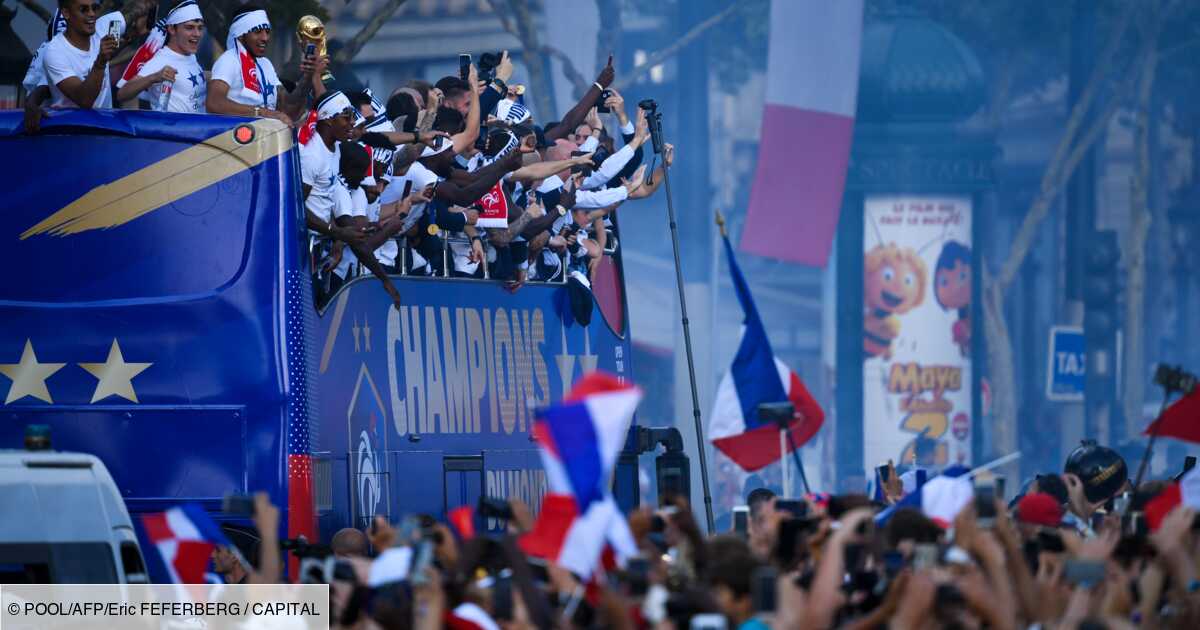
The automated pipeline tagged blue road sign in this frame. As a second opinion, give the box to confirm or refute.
[1047,326,1086,402]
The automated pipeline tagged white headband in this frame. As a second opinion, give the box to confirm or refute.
[495,99,531,124]
[226,9,270,50]
[317,92,354,121]
[165,2,203,26]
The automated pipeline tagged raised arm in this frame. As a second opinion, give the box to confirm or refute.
[451,64,481,155]
[116,65,175,106]
[434,151,522,206]
[51,35,118,109]
[282,54,325,122]
[546,57,613,142]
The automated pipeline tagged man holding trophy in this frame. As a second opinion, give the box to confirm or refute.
[206,3,325,125]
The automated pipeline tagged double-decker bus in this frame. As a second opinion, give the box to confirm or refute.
[0,111,636,580]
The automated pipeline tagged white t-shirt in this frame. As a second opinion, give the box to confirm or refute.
[210,47,280,109]
[137,47,206,113]
[379,161,439,233]
[43,32,113,109]
[366,191,398,267]
[23,41,50,94]
[301,139,341,224]
[332,185,369,279]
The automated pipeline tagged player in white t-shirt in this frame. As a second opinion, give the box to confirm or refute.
[40,0,124,110]
[206,4,321,125]
[115,1,207,113]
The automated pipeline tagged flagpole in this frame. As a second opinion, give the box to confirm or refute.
[648,101,715,532]
[780,429,791,498]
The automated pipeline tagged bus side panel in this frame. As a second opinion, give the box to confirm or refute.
[312,277,634,535]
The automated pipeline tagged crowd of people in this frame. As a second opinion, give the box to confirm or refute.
[211,440,1199,630]
[21,0,670,313]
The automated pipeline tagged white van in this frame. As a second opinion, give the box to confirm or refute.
[0,443,148,583]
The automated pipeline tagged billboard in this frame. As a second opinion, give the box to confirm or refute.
[862,196,973,471]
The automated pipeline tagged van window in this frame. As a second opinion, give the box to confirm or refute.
[120,541,148,584]
[0,543,117,583]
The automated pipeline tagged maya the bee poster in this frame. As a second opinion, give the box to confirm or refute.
[862,196,973,471]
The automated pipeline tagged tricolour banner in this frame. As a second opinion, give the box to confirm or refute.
[862,196,973,472]
[740,0,864,266]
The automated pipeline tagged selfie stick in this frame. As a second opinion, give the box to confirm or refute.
[1132,364,1196,488]
[642,100,715,533]
[761,403,812,496]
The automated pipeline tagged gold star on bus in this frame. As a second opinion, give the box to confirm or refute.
[79,340,152,404]
[0,340,66,404]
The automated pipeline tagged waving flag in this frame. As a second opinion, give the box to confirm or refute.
[875,466,972,528]
[740,0,864,266]
[522,372,640,577]
[709,234,824,471]
[1143,390,1200,445]
[140,503,233,584]
[532,372,641,512]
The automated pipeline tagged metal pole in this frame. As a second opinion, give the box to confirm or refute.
[1132,388,1175,488]
[660,164,715,532]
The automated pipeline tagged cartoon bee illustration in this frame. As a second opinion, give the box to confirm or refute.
[864,243,927,360]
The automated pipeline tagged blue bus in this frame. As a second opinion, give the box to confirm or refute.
[0,111,636,578]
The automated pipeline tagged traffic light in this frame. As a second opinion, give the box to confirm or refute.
[1083,230,1120,342]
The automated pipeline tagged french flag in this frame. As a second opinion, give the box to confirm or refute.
[740,0,864,266]
[709,234,824,471]
[140,504,233,584]
[521,372,640,577]
[875,466,973,528]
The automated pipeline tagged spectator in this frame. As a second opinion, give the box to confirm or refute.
[40,0,123,110]
[115,0,207,113]
[206,3,319,125]
[331,527,368,559]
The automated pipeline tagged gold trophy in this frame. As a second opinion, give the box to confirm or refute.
[297,15,334,84]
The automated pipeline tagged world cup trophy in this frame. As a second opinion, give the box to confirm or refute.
[297,15,335,84]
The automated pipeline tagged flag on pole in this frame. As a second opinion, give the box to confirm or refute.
[140,503,233,584]
[709,233,824,471]
[1143,391,1200,445]
[522,372,640,577]
[740,0,864,266]
[874,466,973,528]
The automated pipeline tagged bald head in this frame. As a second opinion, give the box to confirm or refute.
[331,528,368,558]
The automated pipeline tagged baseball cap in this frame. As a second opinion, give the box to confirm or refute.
[1016,492,1064,527]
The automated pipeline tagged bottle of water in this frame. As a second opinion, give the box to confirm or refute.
[157,79,174,112]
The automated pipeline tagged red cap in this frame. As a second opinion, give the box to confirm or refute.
[1016,492,1064,527]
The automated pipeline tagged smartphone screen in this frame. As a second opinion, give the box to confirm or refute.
[975,484,996,526]
[775,500,808,518]
[1037,529,1065,553]
[913,543,939,569]
[1064,559,1106,585]
[459,53,472,81]
[733,506,749,537]
[751,566,777,613]
[774,519,804,568]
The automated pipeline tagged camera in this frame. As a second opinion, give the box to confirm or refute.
[478,495,514,520]
[477,51,504,84]
[638,98,658,112]
[597,89,614,114]
[1154,364,1197,395]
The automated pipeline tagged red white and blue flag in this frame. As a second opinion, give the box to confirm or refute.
[875,466,973,528]
[140,503,233,584]
[709,234,824,471]
[740,0,864,266]
[521,372,640,577]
